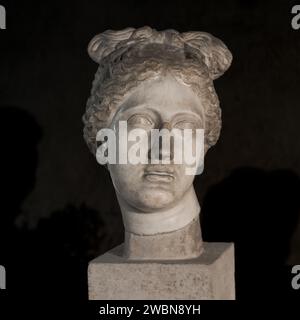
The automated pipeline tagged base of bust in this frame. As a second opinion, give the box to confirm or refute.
[88,242,235,300]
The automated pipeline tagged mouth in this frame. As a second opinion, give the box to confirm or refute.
[143,168,175,183]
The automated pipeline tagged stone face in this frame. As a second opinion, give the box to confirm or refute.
[88,242,235,300]
[82,26,233,238]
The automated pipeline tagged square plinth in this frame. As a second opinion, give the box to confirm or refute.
[88,242,235,300]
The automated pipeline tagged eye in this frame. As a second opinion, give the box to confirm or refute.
[127,114,154,128]
[173,120,197,130]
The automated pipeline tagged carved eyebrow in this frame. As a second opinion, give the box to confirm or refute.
[119,104,153,114]
[109,105,160,130]
[114,104,203,127]
[122,106,160,120]
[171,112,203,124]
[127,113,155,125]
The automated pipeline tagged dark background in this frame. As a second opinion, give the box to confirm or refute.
[0,0,300,301]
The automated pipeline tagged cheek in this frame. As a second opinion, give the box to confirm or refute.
[108,164,143,191]
[176,171,195,193]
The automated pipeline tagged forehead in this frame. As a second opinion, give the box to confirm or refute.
[116,75,204,120]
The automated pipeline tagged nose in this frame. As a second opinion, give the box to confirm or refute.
[161,121,172,131]
[148,122,174,162]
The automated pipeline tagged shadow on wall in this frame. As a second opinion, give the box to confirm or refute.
[0,105,42,295]
[0,106,115,300]
[0,106,42,222]
[201,167,300,299]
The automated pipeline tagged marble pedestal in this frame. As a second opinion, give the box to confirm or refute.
[88,242,235,300]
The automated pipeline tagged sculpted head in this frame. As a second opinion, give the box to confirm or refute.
[83,27,232,230]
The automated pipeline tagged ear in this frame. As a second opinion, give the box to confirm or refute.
[88,28,135,63]
[182,31,233,79]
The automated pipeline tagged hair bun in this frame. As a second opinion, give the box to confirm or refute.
[88,27,135,63]
[182,31,232,80]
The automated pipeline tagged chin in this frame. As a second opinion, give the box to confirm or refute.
[133,188,176,212]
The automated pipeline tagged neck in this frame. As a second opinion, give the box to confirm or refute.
[117,186,200,236]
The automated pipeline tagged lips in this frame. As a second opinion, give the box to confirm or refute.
[143,166,175,183]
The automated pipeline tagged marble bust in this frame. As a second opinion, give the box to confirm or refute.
[83,26,232,261]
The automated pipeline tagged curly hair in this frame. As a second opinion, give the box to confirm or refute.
[83,26,232,155]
